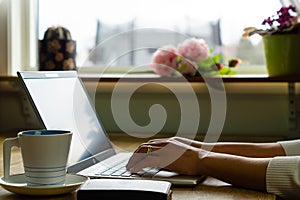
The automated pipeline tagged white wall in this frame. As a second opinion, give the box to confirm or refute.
[1,79,300,142]
[91,82,300,140]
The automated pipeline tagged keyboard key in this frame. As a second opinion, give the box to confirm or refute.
[122,171,132,177]
[101,169,116,176]
[142,168,160,177]
[111,169,127,176]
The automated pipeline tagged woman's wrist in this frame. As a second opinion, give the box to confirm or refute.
[197,150,270,191]
[197,149,214,176]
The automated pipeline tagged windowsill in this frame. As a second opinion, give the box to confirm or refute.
[3,73,300,85]
[0,73,300,88]
[79,73,300,83]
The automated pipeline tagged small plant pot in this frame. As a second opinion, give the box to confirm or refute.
[38,39,76,71]
[263,34,300,77]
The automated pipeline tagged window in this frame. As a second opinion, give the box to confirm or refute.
[38,0,284,75]
[7,0,287,75]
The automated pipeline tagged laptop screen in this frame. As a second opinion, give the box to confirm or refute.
[17,71,114,167]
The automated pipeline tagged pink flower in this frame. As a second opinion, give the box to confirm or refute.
[150,45,179,76]
[177,38,210,62]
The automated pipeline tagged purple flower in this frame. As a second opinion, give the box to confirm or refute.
[262,5,297,29]
[243,5,300,38]
[262,17,273,27]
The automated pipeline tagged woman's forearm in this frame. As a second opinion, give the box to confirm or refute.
[171,137,286,158]
[203,142,286,158]
[128,137,273,191]
[199,151,271,191]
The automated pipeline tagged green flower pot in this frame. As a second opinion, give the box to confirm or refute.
[263,34,300,77]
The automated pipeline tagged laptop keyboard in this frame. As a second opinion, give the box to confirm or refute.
[94,160,161,178]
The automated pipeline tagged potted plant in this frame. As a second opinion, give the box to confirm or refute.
[243,5,300,77]
[39,26,77,71]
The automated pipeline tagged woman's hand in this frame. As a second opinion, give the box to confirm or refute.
[126,138,206,176]
[126,136,272,191]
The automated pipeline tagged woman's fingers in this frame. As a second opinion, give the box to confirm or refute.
[127,140,188,171]
[126,140,171,171]
[126,144,160,170]
[128,153,162,173]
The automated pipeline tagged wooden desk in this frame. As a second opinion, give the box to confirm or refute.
[0,133,276,200]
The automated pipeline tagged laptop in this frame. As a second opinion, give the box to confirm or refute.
[17,71,205,186]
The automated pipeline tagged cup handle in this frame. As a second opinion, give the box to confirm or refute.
[3,137,19,180]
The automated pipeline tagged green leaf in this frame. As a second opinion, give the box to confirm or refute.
[218,67,237,75]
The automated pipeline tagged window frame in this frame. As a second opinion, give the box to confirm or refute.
[6,0,38,75]
[7,0,300,79]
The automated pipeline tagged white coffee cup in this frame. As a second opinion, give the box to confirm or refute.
[3,130,72,186]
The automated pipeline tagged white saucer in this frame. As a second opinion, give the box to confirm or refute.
[0,173,89,196]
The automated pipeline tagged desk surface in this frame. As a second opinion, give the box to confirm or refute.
[0,133,276,200]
